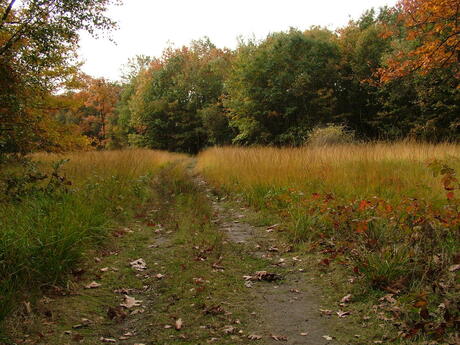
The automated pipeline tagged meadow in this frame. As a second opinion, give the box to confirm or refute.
[197,142,460,334]
[0,149,185,324]
[1,144,458,341]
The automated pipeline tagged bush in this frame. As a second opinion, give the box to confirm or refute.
[306,124,355,146]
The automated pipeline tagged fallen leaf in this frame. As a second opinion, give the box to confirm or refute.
[100,337,116,343]
[130,258,147,271]
[155,273,165,279]
[290,288,301,293]
[270,334,288,341]
[175,318,183,330]
[85,281,101,289]
[131,308,145,315]
[379,294,396,304]
[100,267,109,272]
[247,334,262,340]
[322,335,333,341]
[413,299,427,308]
[244,281,253,288]
[336,310,351,318]
[72,324,86,329]
[448,264,460,272]
[300,332,309,336]
[212,262,224,270]
[248,271,282,282]
[120,295,142,309]
[223,326,235,334]
[340,294,352,303]
[23,301,32,315]
[319,309,333,316]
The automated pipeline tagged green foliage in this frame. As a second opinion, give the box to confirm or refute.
[225,28,341,145]
[123,39,233,153]
[0,153,161,325]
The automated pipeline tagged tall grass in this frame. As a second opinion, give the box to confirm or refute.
[0,149,186,324]
[197,142,460,205]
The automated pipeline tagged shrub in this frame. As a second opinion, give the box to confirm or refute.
[306,124,355,146]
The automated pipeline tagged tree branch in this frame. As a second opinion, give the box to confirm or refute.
[0,0,16,30]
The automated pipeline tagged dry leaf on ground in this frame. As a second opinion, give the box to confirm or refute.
[175,318,183,330]
[130,258,147,271]
[244,271,282,282]
[448,264,460,272]
[337,310,351,318]
[341,294,352,303]
[120,295,142,309]
[270,334,288,341]
[85,281,101,289]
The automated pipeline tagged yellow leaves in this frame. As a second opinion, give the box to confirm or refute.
[379,0,460,82]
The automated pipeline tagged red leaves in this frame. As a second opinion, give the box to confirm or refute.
[358,200,371,211]
[355,221,368,233]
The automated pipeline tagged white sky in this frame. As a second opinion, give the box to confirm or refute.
[78,0,398,81]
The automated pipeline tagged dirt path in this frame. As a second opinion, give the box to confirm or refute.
[197,176,339,345]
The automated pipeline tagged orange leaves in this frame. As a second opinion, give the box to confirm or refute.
[358,199,372,211]
[355,221,369,233]
[379,0,460,82]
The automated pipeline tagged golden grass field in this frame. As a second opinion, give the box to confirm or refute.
[197,142,460,203]
[32,149,187,183]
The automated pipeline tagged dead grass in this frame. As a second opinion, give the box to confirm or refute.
[32,149,188,183]
[197,142,460,203]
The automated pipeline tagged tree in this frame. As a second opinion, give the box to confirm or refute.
[128,39,233,153]
[0,0,120,156]
[225,28,340,145]
[378,0,460,82]
[82,76,121,146]
[0,0,119,88]
[336,8,393,138]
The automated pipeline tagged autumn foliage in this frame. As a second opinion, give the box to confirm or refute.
[379,0,460,81]
[1,0,459,156]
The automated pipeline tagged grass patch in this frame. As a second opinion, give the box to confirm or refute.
[0,149,185,328]
[4,161,267,345]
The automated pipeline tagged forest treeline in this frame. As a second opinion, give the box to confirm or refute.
[1,0,459,157]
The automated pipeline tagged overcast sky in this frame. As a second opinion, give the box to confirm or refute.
[78,0,397,81]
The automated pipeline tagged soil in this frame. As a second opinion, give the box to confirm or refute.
[203,177,339,345]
